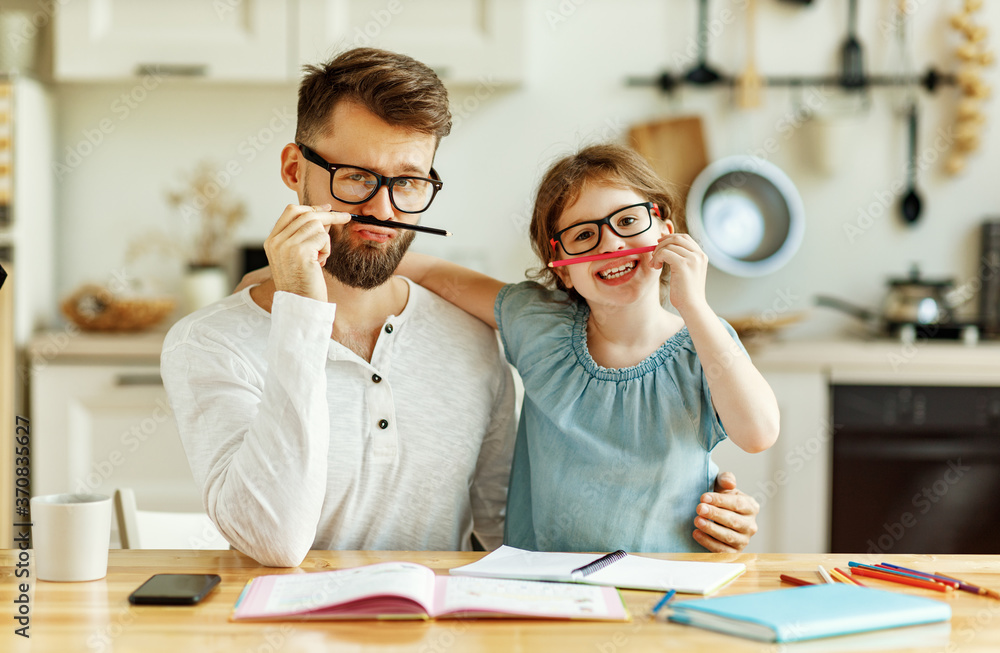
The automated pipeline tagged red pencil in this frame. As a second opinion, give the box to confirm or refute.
[547,245,658,268]
[850,567,954,592]
[779,574,814,587]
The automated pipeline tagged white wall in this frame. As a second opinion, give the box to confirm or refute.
[47,0,1000,337]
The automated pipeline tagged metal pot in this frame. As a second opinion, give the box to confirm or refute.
[882,266,956,326]
[815,266,961,335]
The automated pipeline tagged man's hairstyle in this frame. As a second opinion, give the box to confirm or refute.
[296,47,452,146]
[529,143,683,295]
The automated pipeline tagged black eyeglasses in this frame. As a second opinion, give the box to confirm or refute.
[550,202,658,256]
[296,142,443,214]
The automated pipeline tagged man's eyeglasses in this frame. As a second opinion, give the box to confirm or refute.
[550,202,659,256]
[296,142,443,214]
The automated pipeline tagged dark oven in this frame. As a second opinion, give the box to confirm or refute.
[831,384,1000,554]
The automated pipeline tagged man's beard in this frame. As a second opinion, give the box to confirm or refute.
[303,190,416,290]
[324,224,415,290]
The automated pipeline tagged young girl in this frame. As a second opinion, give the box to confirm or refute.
[407,144,778,552]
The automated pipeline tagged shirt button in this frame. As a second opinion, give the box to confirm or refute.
[378,419,389,429]
[384,323,393,334]
[372,373,382,383]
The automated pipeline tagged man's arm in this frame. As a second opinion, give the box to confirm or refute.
[693,471,760,553]
[162,292,336,567]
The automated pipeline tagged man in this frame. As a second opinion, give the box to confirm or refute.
[164,48,759,567]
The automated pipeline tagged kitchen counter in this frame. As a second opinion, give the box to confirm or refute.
[27,326,171,364]
[27,327,1000,372]
[747,337,1000,384]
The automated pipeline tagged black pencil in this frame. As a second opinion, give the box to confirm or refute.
[349,214,451,237]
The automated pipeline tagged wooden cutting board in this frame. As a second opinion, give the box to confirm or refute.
[629,115,709,203]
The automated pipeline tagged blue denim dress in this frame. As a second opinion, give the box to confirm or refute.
[496,282,744,552]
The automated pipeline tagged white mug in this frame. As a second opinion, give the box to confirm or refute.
[30,494,112,582]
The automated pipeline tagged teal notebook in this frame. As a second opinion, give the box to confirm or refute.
[668,583,951,643]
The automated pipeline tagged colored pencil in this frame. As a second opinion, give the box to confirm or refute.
[829,568,855,585]
[834,567,866,587]
[349,214,451,237]
[874,564,959,589]
[933,571,1000,600]
[850,567,954,592]
[817,565,836,584]
[547,245,657,268]
[650,589,676,616]
[780,574,815,587]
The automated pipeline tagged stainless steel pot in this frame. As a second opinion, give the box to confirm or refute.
[882,266,956,326]
[816,266,961,334]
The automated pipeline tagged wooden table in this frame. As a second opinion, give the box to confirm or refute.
[3,550,999,652]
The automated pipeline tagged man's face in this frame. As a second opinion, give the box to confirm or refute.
[299,101,437,290]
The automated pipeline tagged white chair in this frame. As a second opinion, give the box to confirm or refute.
[114,488,229,550]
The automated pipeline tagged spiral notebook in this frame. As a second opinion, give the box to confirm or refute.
[450,546,745,595]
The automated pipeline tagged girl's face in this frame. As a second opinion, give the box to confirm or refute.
[553,182,673,307]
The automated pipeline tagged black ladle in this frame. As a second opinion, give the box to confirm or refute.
[901,103,923,225]
[841,0,865,89]
[684,0,722,85]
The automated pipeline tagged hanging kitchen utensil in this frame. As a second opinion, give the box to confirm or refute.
[841,0,865,89]
[736,0,762,109]
[685,0,722,85]
[888,0,916,114]
[686,155,805,277]
[629,115,708,204]
[901,102,923,225]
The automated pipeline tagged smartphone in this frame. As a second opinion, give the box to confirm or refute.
[128,573,222,605]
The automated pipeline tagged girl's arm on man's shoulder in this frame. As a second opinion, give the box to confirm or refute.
[397,252,505,328]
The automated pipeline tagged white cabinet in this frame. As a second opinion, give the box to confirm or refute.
[30,353,203,546]
[711,370,829,554]
[54,0,525,84]
[298,0,525,84]
[54,0,292,82]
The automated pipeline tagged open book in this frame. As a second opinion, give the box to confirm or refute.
[231,561,629,621]
[450,546,745,595]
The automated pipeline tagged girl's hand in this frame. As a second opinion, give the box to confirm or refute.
[650,233,709,315]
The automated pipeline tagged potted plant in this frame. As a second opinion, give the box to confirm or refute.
[128,160,246,313]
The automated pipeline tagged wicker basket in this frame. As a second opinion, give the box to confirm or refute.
[61,284,175,332]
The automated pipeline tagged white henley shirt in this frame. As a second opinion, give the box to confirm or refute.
[161,280,516,567]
